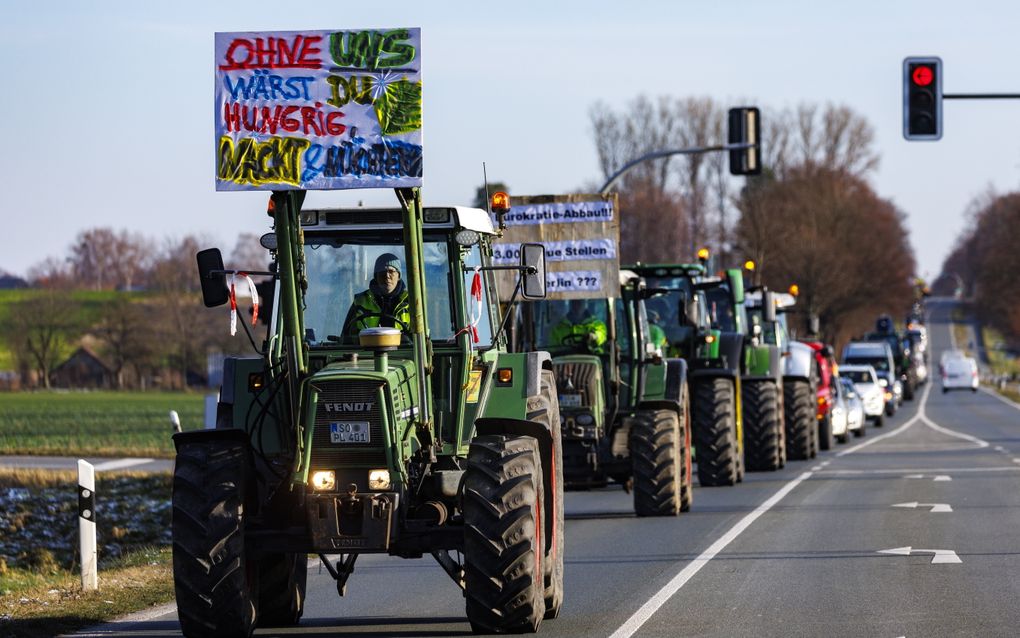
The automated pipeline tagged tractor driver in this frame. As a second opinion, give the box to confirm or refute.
[550,299,608,354]
[343,252,411,337]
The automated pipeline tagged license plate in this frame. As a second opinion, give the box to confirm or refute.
[330,422,370,443]
[559,394,582,408]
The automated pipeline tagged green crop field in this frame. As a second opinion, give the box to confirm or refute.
[0,391,205,458]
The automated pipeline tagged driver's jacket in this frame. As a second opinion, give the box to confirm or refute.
[550,317,608,353]
[345,288,411,335]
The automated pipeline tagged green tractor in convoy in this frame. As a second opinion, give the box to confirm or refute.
[627,262,750,485]
[514,270,693,516]
[745,289,820,460]
[177,189,565,636]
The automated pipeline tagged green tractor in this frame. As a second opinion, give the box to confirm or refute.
[515,270,693,516]
[745,290,820,461]
[177,189,565,636]
[627,263,747,486]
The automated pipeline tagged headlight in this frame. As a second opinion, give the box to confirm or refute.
[368,469,391,491]
[311,470,336,491]
[575,413,595,426]
[878,378,888,387]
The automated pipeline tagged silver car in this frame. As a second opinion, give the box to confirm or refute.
[838,364,885,428]
[836,376,866,439]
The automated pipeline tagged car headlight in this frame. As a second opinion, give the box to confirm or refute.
[576,413,595,426]
[368,469,391,491]
[878,379,888,387]
[311,470,336,492]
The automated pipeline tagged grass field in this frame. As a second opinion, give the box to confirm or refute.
[0,392,205,458]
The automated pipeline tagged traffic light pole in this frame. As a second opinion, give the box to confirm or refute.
[598,142,755,195]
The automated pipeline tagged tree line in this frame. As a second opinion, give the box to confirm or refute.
[939,190,1020,347]
[588,97,916,348]
[4,231,268,390]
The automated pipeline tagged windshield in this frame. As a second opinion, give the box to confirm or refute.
[642,276,696,350]
[529,298,610,350]
[302,233,455,345]
[705,286,737,332]
[845,356,889,372]
[842,369,875,384]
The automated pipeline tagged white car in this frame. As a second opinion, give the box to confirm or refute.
[939,349,966,375]
[839,364,885,427]
[942,356,979,393]
[838,377,866,439]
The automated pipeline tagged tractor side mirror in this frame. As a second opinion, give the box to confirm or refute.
[520,243,547,300]
[196,248,229,308]
[762,291,777,323]
[680,297,701,327]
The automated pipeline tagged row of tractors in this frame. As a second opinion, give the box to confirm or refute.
[178,189,900,636]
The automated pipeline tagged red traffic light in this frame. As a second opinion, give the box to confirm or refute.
[912,65,934,87]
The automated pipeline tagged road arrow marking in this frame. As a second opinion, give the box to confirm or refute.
[878,546,962,564]
[892,502,953,513]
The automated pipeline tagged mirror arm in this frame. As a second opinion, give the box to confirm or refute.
[210,268,276,277]
[491,277,524,348]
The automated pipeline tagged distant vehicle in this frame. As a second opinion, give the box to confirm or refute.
[842,342,897,419]
[942,356,979,393]
[838,377,866,438]
[829,373,851,443]
[939,349,966,375]
[838,364,885,427]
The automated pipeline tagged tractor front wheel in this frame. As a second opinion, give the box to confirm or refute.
[631,409,682,516]
[463,435,546,634]
[172,438,257,638]
[692,377,740,487]
[742,380,783,471]
[784,379,815,461]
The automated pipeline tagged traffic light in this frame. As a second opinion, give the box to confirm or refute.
[903,57,942,140]
[728,107,761,175]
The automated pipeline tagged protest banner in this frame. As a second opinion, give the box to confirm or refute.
[214,28,422,191]
[492,194,620,300]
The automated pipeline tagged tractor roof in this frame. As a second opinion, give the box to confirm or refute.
[299,206,495,234]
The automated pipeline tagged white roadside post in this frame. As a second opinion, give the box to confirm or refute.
[77,459,98,591]
[169,410,182,433]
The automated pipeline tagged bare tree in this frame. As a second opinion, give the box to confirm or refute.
[7,293,84,388]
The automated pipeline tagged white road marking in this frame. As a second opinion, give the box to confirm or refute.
[892,502,953,513]
[994,446,1006,452]
[91,458,155,472]
[811,465,822,471]
[922,417,989,448]
[607,470,815,638]
[819,467,1019,475]
[877,546,962,564]
[978,385,1020,411]
[933,475,952,482]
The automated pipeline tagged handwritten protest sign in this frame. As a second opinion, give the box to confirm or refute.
[215,28,422,191]
[492,194,620,300]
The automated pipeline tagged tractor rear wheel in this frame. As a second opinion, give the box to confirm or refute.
[172,438,257,638]
[529,370,564,620]
[692,377,740,487]
[742,380,783,471]
[257,553,307,627]
[463,435,546,634]
[784,379,815,461]
[631,409,682,516]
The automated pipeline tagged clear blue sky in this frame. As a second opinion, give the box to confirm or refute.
[2,1,1018,281]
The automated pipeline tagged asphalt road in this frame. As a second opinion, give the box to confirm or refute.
[74,298,1020,637]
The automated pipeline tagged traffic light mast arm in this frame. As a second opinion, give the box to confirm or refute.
[942,93,1020,99]
[598,142,754,195]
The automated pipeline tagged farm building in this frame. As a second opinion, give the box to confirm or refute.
[50,347,114,389]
